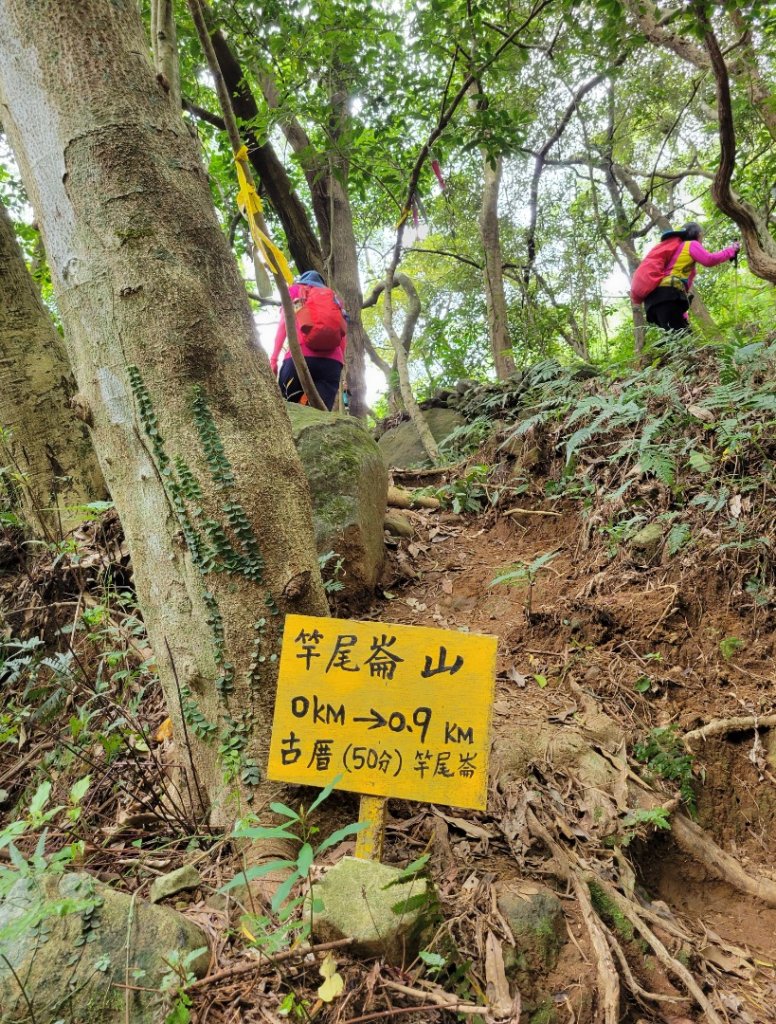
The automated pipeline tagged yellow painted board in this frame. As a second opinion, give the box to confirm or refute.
[267,614,498,811]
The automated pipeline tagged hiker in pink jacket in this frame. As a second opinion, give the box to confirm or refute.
[269,270,347,410]
[632,223,739,332]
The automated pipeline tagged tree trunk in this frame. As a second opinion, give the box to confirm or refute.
[151,0,180,112]
[328,175,370,418]
[209,27,326,278]
[0,0,328,821]
[0,200,105,537]
[700,14,776,285]
[478,154,514,378]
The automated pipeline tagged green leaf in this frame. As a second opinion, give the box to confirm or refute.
[306,774,344,815]
[69,775,91,806]
[534,674,548,688]
[419,950,447,969]
[164,999,191,1024]
[269,802,301,821]
[29,781,51,818]
[667,523,691,556]
[384,853,431,887]
[270,870,300,912]
[315,820,370,855]
[231,824,297,842]
[219,860,293,892]
[688,449,713,474]
[296,843,314,876]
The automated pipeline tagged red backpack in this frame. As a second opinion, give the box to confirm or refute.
[630,238,684,304]
[294,285,346,353]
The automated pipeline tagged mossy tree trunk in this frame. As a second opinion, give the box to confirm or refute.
[0,199,105,537]
[0,0,328,822]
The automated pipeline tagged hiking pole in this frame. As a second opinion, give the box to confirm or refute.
[731,240,740,325]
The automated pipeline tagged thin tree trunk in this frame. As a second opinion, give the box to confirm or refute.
[381,275,439,464]
[0,201,105,537]
[479,153,514,378]
[151,0,180,111]
[699,10,776,284]
[0,0,328,821]
[208,27,326,278]
[187,0,326,412]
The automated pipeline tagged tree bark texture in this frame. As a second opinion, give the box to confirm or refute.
[0,200,105,537]
[478,154,514,378]
[0,0,328,821]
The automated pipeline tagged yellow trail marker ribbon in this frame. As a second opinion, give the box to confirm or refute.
[234,146,293,285]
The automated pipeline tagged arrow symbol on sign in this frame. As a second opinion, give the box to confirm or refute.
[352,709,387,730]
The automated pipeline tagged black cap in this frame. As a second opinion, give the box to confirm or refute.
[661,222,702,242]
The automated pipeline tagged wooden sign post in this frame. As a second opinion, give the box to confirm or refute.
[267,614,498,859]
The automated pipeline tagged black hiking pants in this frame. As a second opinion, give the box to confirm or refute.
[644,286,690,334]
[278,356,343,411]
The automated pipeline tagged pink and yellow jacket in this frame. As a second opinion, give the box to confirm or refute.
[661,240,739,291]
[270,283,347,373]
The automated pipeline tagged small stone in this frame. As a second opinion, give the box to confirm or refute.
[497,881,566,976]
[384,510,414,538]
[311,857,434,965]
[150,863,201,903]
[630,522,664,561]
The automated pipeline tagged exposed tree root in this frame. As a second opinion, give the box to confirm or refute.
[583,873,725,1024]
[683,714,776,746]
[523,799,732,1024]
[526,807,620,1024]
[671,812,776,907]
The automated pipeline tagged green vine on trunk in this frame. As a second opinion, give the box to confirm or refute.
[127,366,277,778]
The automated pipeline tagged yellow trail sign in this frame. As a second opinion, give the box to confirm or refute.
[267,614,497,811]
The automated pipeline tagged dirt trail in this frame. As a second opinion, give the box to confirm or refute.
[366,492,776,1019]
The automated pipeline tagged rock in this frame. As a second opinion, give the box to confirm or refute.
[384,510,414,538]
[149,863,201,904]
[311,857,434,965]
[630,522,664,561]
[377,408,466,468]
[497,881,566,976]
[687,404,714,422]
[0,872,209,1024]
[288,405,388,598]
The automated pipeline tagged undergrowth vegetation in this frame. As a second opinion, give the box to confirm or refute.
[449,332,776,610]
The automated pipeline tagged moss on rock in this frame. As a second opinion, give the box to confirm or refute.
[287,406,388,597]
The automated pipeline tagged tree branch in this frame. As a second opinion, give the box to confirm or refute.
[698,4,776,284]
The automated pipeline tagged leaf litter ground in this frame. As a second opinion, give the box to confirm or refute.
[2,341,776,1023]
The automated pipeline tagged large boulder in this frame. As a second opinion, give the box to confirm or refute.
[288,406,388,598]
[378,408,466,468]
[0,872,209,1024]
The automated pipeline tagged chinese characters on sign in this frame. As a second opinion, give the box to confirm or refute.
[267,615,497,810]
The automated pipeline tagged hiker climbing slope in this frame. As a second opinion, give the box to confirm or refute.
[270,270,348,411]
[631,222,739,332]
